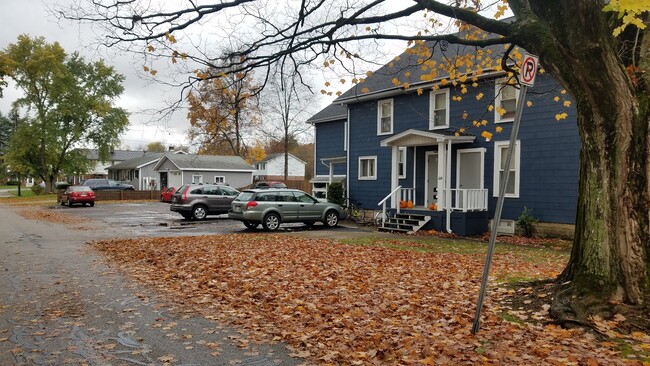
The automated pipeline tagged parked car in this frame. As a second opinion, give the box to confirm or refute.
[252,181,287,189]
[82,179,135,191]
[160,186,177,203]
[170,184,240,220]
[60,185,95,207]
[229,189,347,231]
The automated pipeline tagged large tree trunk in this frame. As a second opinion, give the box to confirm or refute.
[523,0,650,320]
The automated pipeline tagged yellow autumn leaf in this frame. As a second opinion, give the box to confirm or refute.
[147,44,155,52]
[555,112,568,121]
[526,101,533,107]
[554,96,560,102]
[496,106,507,116]
[488,105,494,112]
[391,78,400,86]
[150,69,157,76]
[481,131,493,140]
[361,87,370,93]
[143,66,149,72]
[564,101,572,107]
[476,92,484,100]
[496,126,503,133]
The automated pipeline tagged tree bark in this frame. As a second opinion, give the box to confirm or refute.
[522,0,650,320]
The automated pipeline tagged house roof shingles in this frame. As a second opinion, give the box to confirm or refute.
[306,104,347,124]
[107,153,165,170]
[161,154,255,171]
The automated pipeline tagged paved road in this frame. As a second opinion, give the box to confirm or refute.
[0,203,305,365]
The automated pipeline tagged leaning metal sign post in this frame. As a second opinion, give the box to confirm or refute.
[471,53,539,334]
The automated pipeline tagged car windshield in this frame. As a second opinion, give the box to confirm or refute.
[234,192,254,202]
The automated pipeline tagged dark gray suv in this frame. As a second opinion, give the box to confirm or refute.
[170,184,240,220]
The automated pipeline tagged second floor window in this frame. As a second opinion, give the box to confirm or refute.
[377,99,393,135]
[430,89,449,129]
[495,79,519,123]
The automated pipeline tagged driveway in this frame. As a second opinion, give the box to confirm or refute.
[0,203,307,365]
[52,201,379,238]
[1,201,388,365]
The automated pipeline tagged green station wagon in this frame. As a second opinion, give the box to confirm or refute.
[228,189,347,231]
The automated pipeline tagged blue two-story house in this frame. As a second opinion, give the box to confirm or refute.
[308,42,580,236]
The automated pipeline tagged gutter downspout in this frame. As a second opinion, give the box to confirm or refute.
[446,139,453,233]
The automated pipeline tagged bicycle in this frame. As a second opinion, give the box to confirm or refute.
[344,198,363,225]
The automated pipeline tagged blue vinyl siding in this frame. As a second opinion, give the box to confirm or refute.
[448,73,580,223]
[310,70,580,225]
[314,119,347,176]
[341,73,580,224]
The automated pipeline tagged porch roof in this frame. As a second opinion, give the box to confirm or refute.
[380,129,475,147]
[320,156,347,165]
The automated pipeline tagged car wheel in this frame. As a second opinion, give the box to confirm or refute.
[323,210,339,227]
[90,202,95,207]
[304,221,315,228]
[67,199,73,207]
[262,212,281,231]
[192,205,208,220]
[160,195,164,202]
[243,221,258,229]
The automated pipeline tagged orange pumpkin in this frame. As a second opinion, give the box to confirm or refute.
[407,200,413,208]
[399,200,407,208]
[429,203,438,210]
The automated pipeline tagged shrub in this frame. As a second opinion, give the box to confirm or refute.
[327,182,345,206]
[30,184,47,196]
[516,207,538,237]
[6,180,19,186]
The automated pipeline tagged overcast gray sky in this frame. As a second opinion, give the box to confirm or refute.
[0,0,215,150]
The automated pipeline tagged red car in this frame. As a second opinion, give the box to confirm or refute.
[60,185,96,207]
[160,186,177,203]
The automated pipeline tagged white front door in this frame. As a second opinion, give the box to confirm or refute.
[456,148,485,207]
[425,152,438,205]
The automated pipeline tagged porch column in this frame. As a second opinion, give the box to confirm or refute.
[437,141,446,211]
[328,162,333,184]
[391,145,399,209]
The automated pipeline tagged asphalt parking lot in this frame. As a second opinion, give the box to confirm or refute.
[53,200,377,238]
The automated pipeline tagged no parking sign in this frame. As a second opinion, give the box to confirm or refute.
[520,53,539,87]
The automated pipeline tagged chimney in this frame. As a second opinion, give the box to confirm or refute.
[168,145,175,151]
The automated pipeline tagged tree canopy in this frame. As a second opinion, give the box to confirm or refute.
[1,35,129,190]
[61,0,650,329]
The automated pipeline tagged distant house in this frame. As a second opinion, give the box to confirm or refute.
[253,153,306,181]
[106,153,165,190]
[73,148,152,183]
[152,154,255,189]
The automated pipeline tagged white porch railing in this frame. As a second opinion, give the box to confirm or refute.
[400,187,415,205]
[443,188,488,212]
[377,185,402,226]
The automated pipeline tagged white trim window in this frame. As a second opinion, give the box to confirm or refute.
[214,176,225,184]
[493,141,521,198]
[358,156,377,180]
[429,89,450,129]
[191,174,203,184]
[398,147,407,179]
[495,79,519,123]
[377,99,393,135]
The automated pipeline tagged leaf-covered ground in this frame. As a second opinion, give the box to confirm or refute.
[92,234,649,365]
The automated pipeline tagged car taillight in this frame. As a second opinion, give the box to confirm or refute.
[245,201,257,210]
[182,189,188,203]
